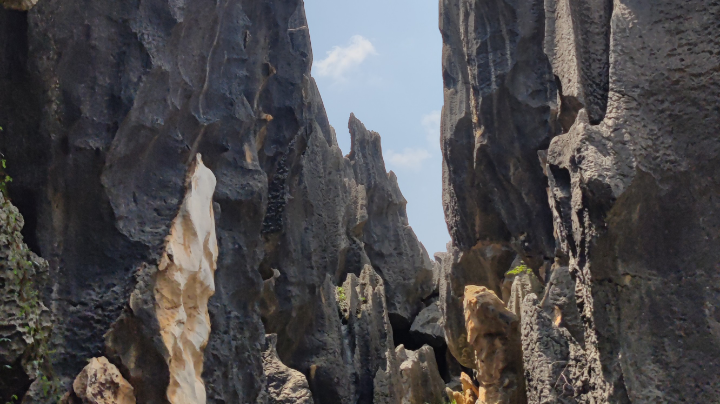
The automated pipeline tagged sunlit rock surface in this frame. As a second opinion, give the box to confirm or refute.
[64,357,136,404]
[156,155,217,404]
[464,286,524,404]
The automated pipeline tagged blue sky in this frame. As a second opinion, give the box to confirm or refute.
[304,0,450,256]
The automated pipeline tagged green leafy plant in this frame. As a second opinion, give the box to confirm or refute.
[505,262,532,277]
[1,192,61,403]
[0,126,10,198]
[336,286,347,303]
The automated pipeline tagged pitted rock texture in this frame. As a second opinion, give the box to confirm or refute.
[64,357,136,404]
[442,0,720,402]
[262,334,314,404]
[463,286,524,404]
[438,244,514,369]
[0,192,52,403]
[1,0,437,403]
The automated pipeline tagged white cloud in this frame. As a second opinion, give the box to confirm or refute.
[314,35,377,81]
[386,148,432,171]
[421,110,441,145]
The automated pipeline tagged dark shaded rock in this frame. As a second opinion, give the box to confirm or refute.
[543,0,612,125]
[443,0,720,402]
[258,112,435,404]
[440,0,557,269]
[262,334,314,404]
[409,302,444,348]
[348,115,435,327]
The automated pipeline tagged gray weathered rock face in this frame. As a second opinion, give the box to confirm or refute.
[262,334,314,404]
[395,345,446,404]
[0,0,441,403]
[441,0,720,402]
[409,302,444,348]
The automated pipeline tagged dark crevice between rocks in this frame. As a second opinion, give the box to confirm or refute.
[549,164,577,258]
[554,75,585,133]
[390,306,457,383]
[0,356,31,403]
[590,0,614,126]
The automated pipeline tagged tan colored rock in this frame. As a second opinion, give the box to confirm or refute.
[463,286,524,404]
[0,0,38,10]
[444,372,478,404]
[155,154,218,404]
[71,357,136,404]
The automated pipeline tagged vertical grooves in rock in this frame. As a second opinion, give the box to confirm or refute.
[156,155,218,404]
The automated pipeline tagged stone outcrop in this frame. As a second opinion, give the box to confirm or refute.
[63,357,136,404]
[0,192,52,403]
[445,372,479,404]
[438,244,515,370]
[0,0,440,402]
[464,286,524,404]
[346,265,403,404]
[506,271,543,320]
[103,154,217,404]
[2,0,719,401]
[262,334,314,404]
[409,302,444,348]
[441,0,720,402]
[395,345,445,404]
[155,155,217,404]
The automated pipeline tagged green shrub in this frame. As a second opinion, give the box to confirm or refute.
[505,262,532,276]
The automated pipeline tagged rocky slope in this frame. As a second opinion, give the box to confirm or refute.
[0,0,443,403]
[440,0,720,402]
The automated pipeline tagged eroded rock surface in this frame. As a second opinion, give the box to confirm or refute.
[409,302,444,348]
[262,334,314,404]
[64,357,136,404]
[156,155,217,404]
[395,345,445,404]
[0,193,52,403]
[441,0,720,402]
[464,286,524,404]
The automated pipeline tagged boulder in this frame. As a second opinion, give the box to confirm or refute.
[463,286,524,404]
[395,345,446,404]
[66,357,136,404]
[409,302,444,348]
